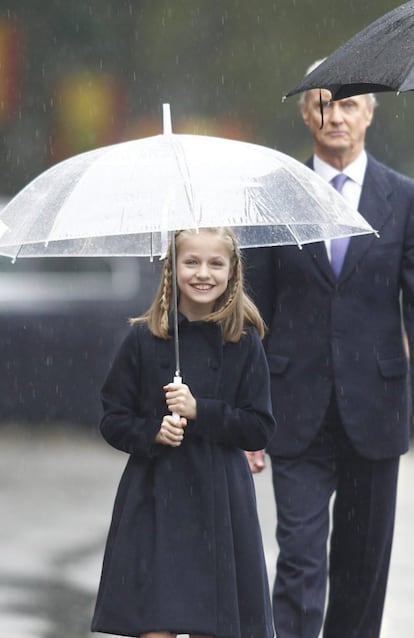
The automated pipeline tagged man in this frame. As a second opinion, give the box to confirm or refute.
[245,66,414,638]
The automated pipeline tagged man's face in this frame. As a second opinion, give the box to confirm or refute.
[300,89,374,162]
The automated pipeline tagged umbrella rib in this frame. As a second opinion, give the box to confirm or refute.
[170,137,200,227]
[399,57,414,92]
[11,243,23,263]
[285,224,303,248]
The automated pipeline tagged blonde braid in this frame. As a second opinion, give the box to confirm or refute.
[129,240,174,339]
[205,236,242,329]
[220,232,242,315]
[159,247,173,338]
[214,263,240,315]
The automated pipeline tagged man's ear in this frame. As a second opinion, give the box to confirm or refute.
[301,106,309,126]
[366,105,375,128]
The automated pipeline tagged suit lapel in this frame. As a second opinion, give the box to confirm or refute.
[304,155,393,285]
[338,155,393,283]
[305,240,335,284]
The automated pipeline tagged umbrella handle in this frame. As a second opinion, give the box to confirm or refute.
[163,103,172,135]
[172,374,182,422]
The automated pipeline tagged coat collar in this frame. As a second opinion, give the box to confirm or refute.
[305,154,392,285]
[169,312,223,342]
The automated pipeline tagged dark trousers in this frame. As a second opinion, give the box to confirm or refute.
[270,394,400,638]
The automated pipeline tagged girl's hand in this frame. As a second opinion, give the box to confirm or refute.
[155,414,187,447]
[163,383,197,420]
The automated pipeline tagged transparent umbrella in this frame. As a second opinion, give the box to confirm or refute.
[0,104,375,379]
[0,104,373,260]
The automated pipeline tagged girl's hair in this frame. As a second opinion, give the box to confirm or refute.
[131,227,265,342]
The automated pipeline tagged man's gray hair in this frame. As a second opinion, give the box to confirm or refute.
[299,58,377,107]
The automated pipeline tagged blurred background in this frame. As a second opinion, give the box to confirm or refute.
[0,0,413,427]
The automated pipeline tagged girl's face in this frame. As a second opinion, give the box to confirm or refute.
[176,230,233,321]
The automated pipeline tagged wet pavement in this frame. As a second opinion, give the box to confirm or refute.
[1,425,413,638]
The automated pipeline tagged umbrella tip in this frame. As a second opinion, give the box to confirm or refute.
[163,103,173,135]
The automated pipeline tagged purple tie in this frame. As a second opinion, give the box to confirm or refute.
[330,173,350,277]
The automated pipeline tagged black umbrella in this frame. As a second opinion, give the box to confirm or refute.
[284,1,414,101]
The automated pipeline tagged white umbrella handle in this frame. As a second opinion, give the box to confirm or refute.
[163,103,172,135]
[172,374,182,422]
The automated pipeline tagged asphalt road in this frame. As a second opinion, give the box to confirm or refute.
[1,426,413,638]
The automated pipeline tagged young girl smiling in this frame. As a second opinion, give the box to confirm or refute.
[92,227,275,638]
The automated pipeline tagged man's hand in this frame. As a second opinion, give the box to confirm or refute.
[245,449,266,474]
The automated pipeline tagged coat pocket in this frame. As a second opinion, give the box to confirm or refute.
[377,355,408,379]
[267,353,290,375]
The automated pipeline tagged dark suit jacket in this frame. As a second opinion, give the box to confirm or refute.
[245,153,414,460]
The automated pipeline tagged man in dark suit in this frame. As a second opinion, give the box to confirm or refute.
[245,77,414,638]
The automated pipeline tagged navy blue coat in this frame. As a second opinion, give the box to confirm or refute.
[245,154,414,459]
[91,317,275,638]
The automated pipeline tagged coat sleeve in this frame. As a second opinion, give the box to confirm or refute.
[189,328,276,451]
[99,327,162,457]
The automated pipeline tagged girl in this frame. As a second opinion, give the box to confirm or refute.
[91,227,275,638]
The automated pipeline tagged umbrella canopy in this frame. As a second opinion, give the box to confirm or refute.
[284,0,414,101]
[0,104,375,381]
[0,105,374,261]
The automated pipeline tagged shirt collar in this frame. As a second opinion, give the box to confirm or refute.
[313,150,367,187]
